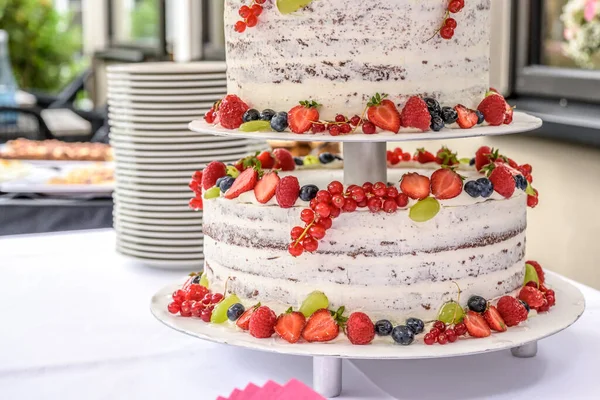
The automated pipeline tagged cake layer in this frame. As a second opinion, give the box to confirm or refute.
[224,0,491,120]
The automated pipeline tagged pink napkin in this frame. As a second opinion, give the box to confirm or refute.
[221,378,325,400]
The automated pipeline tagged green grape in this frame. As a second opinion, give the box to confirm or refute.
[409,197,440,222]
[211,294,241,324]
[226,165,239,178]
[438,301,465,324]
[239,120,272,132]
[303,155,319,166]
[523,263,539,287]
[299,291,329,318]
[199,272,209,288]
[204,187,221,199]
[277,0,314,14]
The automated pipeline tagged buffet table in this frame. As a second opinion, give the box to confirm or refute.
[1,230,598,399]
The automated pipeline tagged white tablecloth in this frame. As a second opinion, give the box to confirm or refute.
[0,230,598,400]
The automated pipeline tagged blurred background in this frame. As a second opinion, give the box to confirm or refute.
[0,0,598,287]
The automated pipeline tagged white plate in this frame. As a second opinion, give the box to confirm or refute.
[108,100,217,110]
[107,62,226,74]
[118,243,202,259]
[115,182,189,193]
[107,72,227,82]
[113,154,248,165]
[114,199,192,212]
[107,87,226,95]
[107,79,227,88]
[114,161,210,171]
[115,205,197,219]
[107,93,225,103]
[115,213,201,226]
[113,188,194,202]
[116,231,203,246]
[151,272,585,359]
[113,168,197,178]
[113,144,262,158]
[117,237,203,254]
[110,137,254,150]
[113,185,191,198]
[114,219,203,233]
[108,113,202,123]
[118,250,203,269]
[109,105,214,116]
[189,112,543,143]
[115,224,203,239]
[109,120,191,130]
[109,129,247,141]
[116,174,191,185]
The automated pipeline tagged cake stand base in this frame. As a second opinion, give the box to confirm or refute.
[342,142,387,185]
[511,341,538,358]
[314,357,343,398]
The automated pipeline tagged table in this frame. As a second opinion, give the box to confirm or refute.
[0,230,598,399]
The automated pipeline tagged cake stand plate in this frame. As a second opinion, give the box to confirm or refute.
[151,272,584,398]
[188,111,542,143]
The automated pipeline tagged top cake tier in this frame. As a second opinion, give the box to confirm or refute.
[224,0,492,121]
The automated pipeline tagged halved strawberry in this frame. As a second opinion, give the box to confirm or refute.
[272,148,296,171]
[274,308,306,344]
[401,96,431,132]
[224,167,258,199]
[455,105,478,129]
[254,171,280,204]
[475,146,492,171]
[488,164,516,198]
[483,306,507,332]
[463,310,491,338]
[430,168,463,200]
[414,148,436,164]
[288,100,320,134]
[400,173,431,200]
[256,151,275,169]
[236,303,260,331]
[301,307,346,343]
[477,93,507,126]
[366,93,401,133]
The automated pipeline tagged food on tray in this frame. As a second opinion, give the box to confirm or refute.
[1,139,113,161]
[47,164,114,185]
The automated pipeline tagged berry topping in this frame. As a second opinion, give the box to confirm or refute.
[441,106,458,124]
[454,322,468,336]
[276,175,300,208]
[483,306,507,332]
[243,109,260,122]
[254,171,280,204]
[362,121,377,134]
[518,286,546,309]
[438,302,465,324]
[406,318,425,334]
[319,152,336,164]
[463,311,491,338]
[375,320,394,336]
[236,303,260,330]
[391,325,415,345]
[475,110,485,124]
[204,107,217,123]
[211,294,241,324]
[477,93,508,126]
[201,161,227,190]
[299,291,329,318]
[288,100,320,134]
[346,312,375,345]
[464,180,483,198]
[299,184,319,201]
[270,111,289,132]
[435,146,459,166]
[274,308,307,344]
[409,197,440,222]
[475,146,492,171]
[367,93,401,133]
[272,148,296,171]
[515,175,528,190]
[249,306,277,339]
[467,295,488,313]
[454,104,479,129]
[423,97,442,117]
[477,177,494,198]
[218,95,249,129]
[227,303,245,321]
[524,263,541,287]
[497,296,529,327]
[260,109,276,121]
[430,168,463,200]
[526,260,545,285]
[400,96,431,132]
[224,167,258,199]
[302,307,346,343]
[504,103,514,124]
[430,115,445,132]
[488,164,516,198]
[256,151,275,169]
[400,172,431,200]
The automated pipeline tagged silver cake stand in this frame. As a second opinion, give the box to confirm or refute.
[152,112,584,398]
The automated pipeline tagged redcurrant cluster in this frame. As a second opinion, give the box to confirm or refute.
[438,0,465,40]
[288,181,410,257]
[310,113,367,136]
[423,320,467,345]
[168,278,225,322]
[234,0,266,33]
[188,170,203,210]
[386,147,413,165]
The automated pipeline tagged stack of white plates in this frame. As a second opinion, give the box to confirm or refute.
[107,62,266,268]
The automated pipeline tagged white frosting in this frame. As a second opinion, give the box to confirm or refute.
[224,0,491,120]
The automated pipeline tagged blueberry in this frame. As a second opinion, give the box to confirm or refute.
[467,295,487,313]
[243,109,260,122]
[215,176,227,188]
[424,98,442,117]
[299,184,319,201]
[430,116,445,132]
[375,320,393,336]
[476,110,485,124]
[219,176,235,192]
[318,152,336,164]
[520,300,531,313]
[515,175,528,190]
[294,156,304,166]
[391,325,415,345]
[227,303,245,321]
[270,112,288,132]
[476,178,494,198]
[464,181,483,198]
[406,318,424,334]
[191,275,201,284]
[260,109,276,121]
[469,158,476,166]
[441,106,458,124]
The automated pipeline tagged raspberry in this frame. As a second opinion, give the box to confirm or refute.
[249,306,277,338]
[401,97,431,132]
[496,296,528,327]
[518,286,546,309]
[346,312,375,345]
[218,95,249,129]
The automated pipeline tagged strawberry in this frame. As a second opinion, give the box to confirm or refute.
[256,151,275,169]
[477,93,508,126]
[301,307,346,343]
[430,168,463,200]
[504,103,514,124]
[400,96,431,132]
[288,100,320,134]
[463,311,491,338]
[414,148,436,164]
[272,148,296,171]
[249,306,277,339]
[455,104,478,129]
[518,286,546,309]
[488,164,516,198]
[475,146,492,171]
[400,173,430,200]
[218,94,249,129]
[276,175,300,208]
[497,296,528,327]
[526,260,545,285]
[435,146,459,166]
[236,303,260,330]
[254,171,280,204]
[274,308,306,344]
[488,87,500,94]
[483,306,507,332]
[201,161,227,190]
[346,312,375,345]
[224,167,258,199]
[366,93,401,133]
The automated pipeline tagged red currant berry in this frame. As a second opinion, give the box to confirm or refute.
[527,194,539,208]
[303,237,319,252]
[329,206,341,218]
[311,123,326,133]
[168,302,181,314]
[393,148,403,157]
[310,198,319,210]
[239,5,251,18]
[367,197,382,213]
[316,190,332,203]
[424,333,436,345]
[546,294,556,307]
[319,217,333,229]
[246,14,258,27]
[445,328,457,343]
[429,328,441,338]
[437,333,448,345]
[191,302,203,317]
[454,323,467,336]
[386,186,399,198]
[327,181,344,195]
[345,184,358,196]
[331,194,346,209]
[340,123,352,134]
[192,171,202,182]
[546,289,555,297]
[335,114,346,123]
[211,293,224,303]
[350,186,366,203]
[445,17,457,29]
[309,224,326,240]
[315,202,331,218]
[520,164,533,175]
[288,242,304,257]
[396,193,409,208]
[390,152,400,165]
[440,26,454,39]
[402,152,411,162]
[301,208,315,223]
[383,199,398,213]
[251,4,263,16]
[356,199,368,208]
[448,0,464,13]
[342,198,357,212]
[204,108,216,123]
[372,182,387,197]
[350,115,362,126]
[362,182,373,194]
[433,321,446,332]
[189,197,203,210]
[188,179,200,193]
[172,289,186,304]
[234,21,247,33]
[291,226,305,240]
[362,121,376,134]
[255,0,266,3]
[329,125,341,136]
[200,309,212,322]
[180,301,193,316]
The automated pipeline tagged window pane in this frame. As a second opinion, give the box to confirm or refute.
[111,0,160,47]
